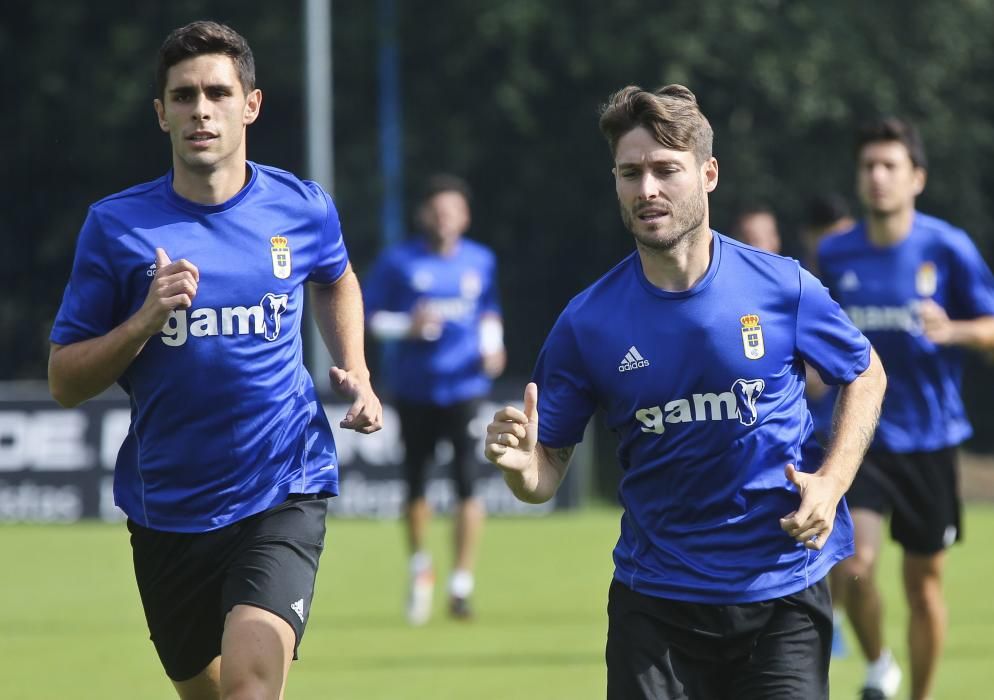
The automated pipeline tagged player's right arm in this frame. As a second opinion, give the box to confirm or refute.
[49,248,198,407]
[484,382,574,503]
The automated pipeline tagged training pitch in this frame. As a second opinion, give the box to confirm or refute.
[1,506,992,698]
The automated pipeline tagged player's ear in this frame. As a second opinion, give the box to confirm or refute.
[702,156,718,193]
[153,99,169,133]
[912,166,927,197]
[243,88,262,125]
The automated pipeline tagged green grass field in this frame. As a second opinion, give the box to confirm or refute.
[2,506,993,699]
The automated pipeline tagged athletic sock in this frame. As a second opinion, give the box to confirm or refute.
[449,569,474,598]
[864,648,901,694]
[410,551,432,576]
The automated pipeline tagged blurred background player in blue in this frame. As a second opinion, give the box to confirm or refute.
[485,84,886,700]
[364,174,505,625]
[800,193,855,275]
[730,204,781,254]
[818,118,994,700]
[47,20,382,699]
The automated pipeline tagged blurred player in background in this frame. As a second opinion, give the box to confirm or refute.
[485,84,886,700]
[818,118,994,700]
[47,21,381,699]
[730,204,781,253]
[364,174,505,625]
[800,193,855,274]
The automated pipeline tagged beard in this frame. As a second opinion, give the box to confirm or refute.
[620,183,707,251]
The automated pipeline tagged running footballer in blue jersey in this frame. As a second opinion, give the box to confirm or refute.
[364,174,505,625]
[818,118,994,700]
[48,21,382,700]
[485,85,886,700]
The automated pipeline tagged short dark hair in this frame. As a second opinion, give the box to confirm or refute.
[734,204,776,222]
[856,117,927,170]
[804,193,851,230]
[156,21,256,99]
[598,84,713,163]
[419,173,472,205]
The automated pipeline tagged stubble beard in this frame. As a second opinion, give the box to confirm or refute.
[621,184,707,252]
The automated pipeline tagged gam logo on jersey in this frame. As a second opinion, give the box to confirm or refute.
[271,236,291,279]
[844,303,922,335]
[160,293,290,347]
[634,378,766,435]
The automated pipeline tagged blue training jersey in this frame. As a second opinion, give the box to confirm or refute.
[363,237,501,405]
[818,212,994,453]
[533,233,870,604]
[799,259,840,444]
[51,163,348,532]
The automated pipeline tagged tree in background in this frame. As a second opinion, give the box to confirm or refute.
[5,1,994,447]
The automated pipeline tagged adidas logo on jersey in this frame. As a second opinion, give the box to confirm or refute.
[839,270,860,291]
[160,292,290,347]
[291,598,305,622]
[618,346,650,372]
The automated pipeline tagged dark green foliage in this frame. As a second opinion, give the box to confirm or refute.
[5,1,994,448]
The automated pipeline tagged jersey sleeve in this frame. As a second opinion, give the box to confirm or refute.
[795,266,871,385]
[50,209,122,345]
[532,310,598,447]
[307,191,350,284]
[945,231,994,319]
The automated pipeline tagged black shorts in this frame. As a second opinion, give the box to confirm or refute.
[396,398,480,501]
[846,447,961,555]
[606,578,832,700]
[128,495,328,682]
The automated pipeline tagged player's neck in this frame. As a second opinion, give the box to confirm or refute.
[424,233,460,256]
[171,157,251,205]
[865,206,915,247]
[637,227,713,292]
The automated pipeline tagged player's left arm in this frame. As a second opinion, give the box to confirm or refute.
[309,263,382,434]
[781,347,886,549]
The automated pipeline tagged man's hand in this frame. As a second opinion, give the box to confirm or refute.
[485,382,538,473]
[779,464,846,550]
[134,248,200,337]
[410,301,444,341]
[919,298,954,345]
[329,366,383,434]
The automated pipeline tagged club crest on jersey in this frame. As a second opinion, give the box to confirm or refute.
[740,314,765,360]
[916,261,937,297]
[270,236,291,279]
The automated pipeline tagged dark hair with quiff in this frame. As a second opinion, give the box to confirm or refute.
[856,117,928,170]
[804,193,851,230]
[156,21,256,99]
[598,84,713,163]
[418,173,473,205]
